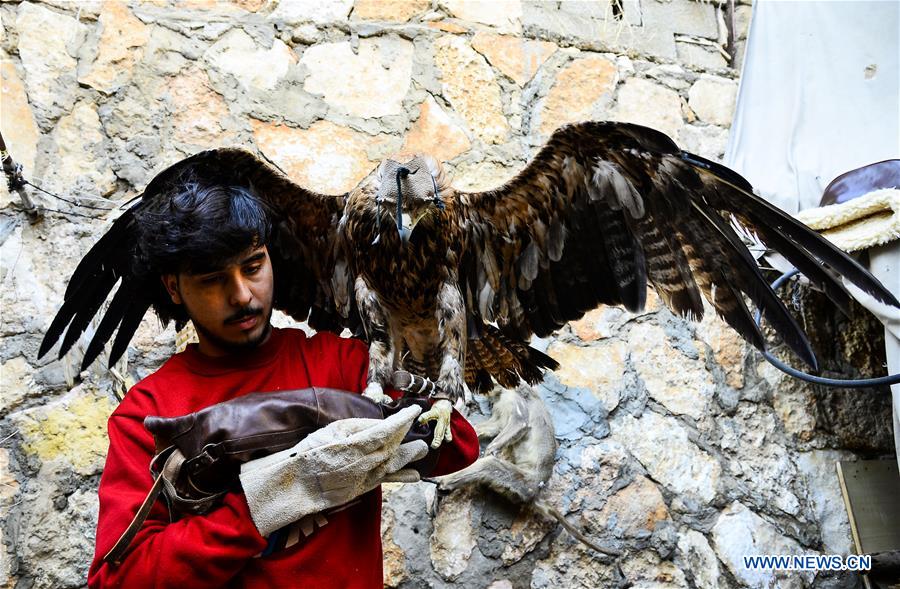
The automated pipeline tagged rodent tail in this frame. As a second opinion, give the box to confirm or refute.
[533,500,621,557]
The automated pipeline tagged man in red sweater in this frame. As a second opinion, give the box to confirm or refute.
[87,181,479,588]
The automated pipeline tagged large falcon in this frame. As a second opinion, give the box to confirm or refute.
[39,122,899,440]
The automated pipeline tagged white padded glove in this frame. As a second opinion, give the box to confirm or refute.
[239,405,428,537]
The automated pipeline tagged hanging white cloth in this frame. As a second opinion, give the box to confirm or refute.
[724,0,899,214]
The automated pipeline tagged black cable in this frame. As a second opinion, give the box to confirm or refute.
[39,207,103,220]
[755,268,900,388]
[23,180,116,210]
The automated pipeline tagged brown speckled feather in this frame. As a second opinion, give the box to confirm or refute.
[457,122,899,371]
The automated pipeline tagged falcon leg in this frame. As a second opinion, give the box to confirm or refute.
[355,276,393,404]
[434,281,467,403]
[421,282,467,446]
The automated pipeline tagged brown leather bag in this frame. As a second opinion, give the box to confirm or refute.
[104,386,438,565]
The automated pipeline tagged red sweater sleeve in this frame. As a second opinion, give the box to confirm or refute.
[88,399,267,588]
[342,337,479,477]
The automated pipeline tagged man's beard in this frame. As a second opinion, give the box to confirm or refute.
[192,305,274,355]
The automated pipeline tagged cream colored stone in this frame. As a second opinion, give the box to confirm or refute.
[0,449,18,507]
[0,357,37,414]
[12,386,116,475]
[629,322,715,419]
[79,1,149,93]
[487,581,513,589]
[0,525,14,588]
[206,29,295,91]
[270,0,353,24]
[696,311,745,389]
[620,551,688,588]
[381,503,407,587]
[434,35,508,144]
[301,37,414,118]
[769,368,817,442]
[611,411,720,504]
[15,2,86,121]
[589,476,669,537]
[252,119,376,194]
[676,124,730,161]
[712,501,812,587]
[0,224,74,338]
[687,75,738,127]
[441,0,522,32]
[449,159,514,192]
[40,0,103,15]
[402,95,470,162]
[353,0,429,21]
[546,339,627,412]
[532,539,618,587]
[429,488,476,580]
[427,20,468,34]
[570,307,619,341]
[52,101,117,196]
[166,67,235,147]
[229,0,267,10]
[500,507,555,564]
[539,56,617,135]
[612,77,685,139]
[576,441,630,498]
[0,59,39,190]
[676,529,721,589]
[568,293,661,341]
[471,32,556,86]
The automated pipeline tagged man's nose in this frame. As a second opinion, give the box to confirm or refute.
[228,275,253,307]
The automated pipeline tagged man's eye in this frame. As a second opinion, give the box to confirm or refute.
[201,275,223,285]
[245,265,262,275]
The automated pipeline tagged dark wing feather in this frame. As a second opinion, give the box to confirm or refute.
[457,121,898,369]
[39,148,356,370]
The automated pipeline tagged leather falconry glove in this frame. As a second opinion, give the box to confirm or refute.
[239,405,428,537]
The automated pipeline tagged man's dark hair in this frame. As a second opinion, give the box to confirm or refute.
[134,176,274,324]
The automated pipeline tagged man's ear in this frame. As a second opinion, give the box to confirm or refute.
[161,274,182,305]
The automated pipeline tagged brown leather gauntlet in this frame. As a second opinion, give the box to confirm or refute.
[105,388,437,565]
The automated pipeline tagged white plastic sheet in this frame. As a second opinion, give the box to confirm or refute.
[725,0,899,214]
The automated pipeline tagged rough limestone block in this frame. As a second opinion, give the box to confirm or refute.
[471,32,557,87]
[688,74,738,126]
[15,2,87,126]
[300,37,414,119]
[252,119,376,194]
[538,56,617,136]
[402,95,471,162]
[433,35,509,144]
[611,411,721,504]
[78,1,149,94]
[612,77,685,139]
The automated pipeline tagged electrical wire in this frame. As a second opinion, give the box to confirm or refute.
[755,268,900,388]
[39,207,104,220]
[23,180,116,210]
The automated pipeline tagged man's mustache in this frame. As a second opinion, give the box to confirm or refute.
[224,306,263,324]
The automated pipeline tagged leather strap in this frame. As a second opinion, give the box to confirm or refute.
[103,447,185,565]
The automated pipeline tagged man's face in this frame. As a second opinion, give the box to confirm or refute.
[162,245,275,357]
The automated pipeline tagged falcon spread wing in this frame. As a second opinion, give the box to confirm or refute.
[39,122,898,394]
[39,148,354,370]
[456,122,897,374]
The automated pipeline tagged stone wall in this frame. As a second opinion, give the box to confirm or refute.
[0,1,891,588]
